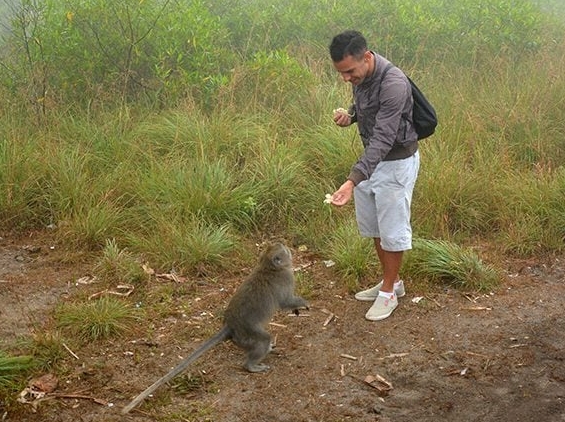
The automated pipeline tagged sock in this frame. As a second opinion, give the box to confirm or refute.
[378,290,395,300]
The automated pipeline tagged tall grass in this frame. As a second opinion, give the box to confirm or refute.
[94,238,149,285]
[0,351,35,389]
[323,219,378,292]
[0,1,563,278]
[404,238,503,291]
[410,41,565,253]
[56,296,141,342]
[127,213,236,273]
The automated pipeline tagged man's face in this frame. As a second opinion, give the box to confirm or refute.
[333,51,372,86]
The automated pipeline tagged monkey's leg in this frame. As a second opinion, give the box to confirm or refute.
[242,330,272,373]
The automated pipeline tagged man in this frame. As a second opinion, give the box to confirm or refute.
[328,30,420,321]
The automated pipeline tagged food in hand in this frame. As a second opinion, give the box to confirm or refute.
[333,107,352,117]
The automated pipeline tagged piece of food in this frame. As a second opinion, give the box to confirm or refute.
[333,107,352,117]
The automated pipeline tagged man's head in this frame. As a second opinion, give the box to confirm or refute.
[329,30,373,86]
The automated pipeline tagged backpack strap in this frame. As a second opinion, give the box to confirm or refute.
[379,63,409,121]
[379,63,394,83]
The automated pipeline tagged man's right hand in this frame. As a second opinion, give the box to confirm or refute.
[330,180,355,206]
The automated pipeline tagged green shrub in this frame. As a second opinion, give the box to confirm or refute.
[404,238,503,291]
[323,220,377,291]
[56,296,140,342]
[0,351,35,389]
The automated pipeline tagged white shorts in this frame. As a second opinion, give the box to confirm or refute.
[353,151,420,251]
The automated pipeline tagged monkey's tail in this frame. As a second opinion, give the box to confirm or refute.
[121,326,231,414]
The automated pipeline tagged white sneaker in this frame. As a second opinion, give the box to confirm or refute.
[365,293,398,321]
[354,280,405,301]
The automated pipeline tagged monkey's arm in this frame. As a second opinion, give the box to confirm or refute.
[121,326,231,414]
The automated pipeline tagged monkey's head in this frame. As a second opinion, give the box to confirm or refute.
[261,242,293,270]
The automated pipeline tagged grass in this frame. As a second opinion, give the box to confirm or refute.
[0,351,35,389]
[0,1,563,286]
[128,215,236,274]
[55,296,141,342]
[94,238,149,285]
[23,331,68,371]
[322,219,378,292]
[171,373,214,395]
[404,238,503,291]
[0,4,563,419]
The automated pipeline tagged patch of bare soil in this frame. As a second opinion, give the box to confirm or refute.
[1,231,564,422]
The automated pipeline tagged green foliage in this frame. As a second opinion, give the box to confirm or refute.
[0,133,46,227]
[128,215,235,273]
[221,49,316,113]
[0,351,35,389]
[322,220,377,291]
[94,238,149,285]
[0,0,564,271]
[0,0,233,108]
[0,0,555,115]
[404,238,503,291]
[23,331,68,371]
[56,296,140,342]
[205,0,548,66]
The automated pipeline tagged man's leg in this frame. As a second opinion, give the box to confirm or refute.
[374,238,402,293]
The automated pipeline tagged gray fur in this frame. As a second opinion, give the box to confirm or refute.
[121,243,308,414]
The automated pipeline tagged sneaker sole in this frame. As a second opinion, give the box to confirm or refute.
[365,310,394,321]
[355,290,405,301]
[365,302,398,321]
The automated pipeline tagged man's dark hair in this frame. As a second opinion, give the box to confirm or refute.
[329,30,367,62]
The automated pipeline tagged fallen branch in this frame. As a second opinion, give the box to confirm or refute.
[347,374,393,397]
[323,313,335,327]
[340,354,358,361]
[379,352,409,360]
[62,343,79,360]
[462,306,492,311]
[88,284,134,300]
[426,296,443,308]
[50,393,108,406]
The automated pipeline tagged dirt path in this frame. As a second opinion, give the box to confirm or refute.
[1,232,564,422]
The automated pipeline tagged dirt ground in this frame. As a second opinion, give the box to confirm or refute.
[1,231,564,422]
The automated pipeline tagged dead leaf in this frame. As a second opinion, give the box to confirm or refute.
[30,373,58,393]
[88,284,134,300]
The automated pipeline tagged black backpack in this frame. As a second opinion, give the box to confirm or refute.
[381,63,437,140]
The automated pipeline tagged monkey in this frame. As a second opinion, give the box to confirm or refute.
[121,242,308,414]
